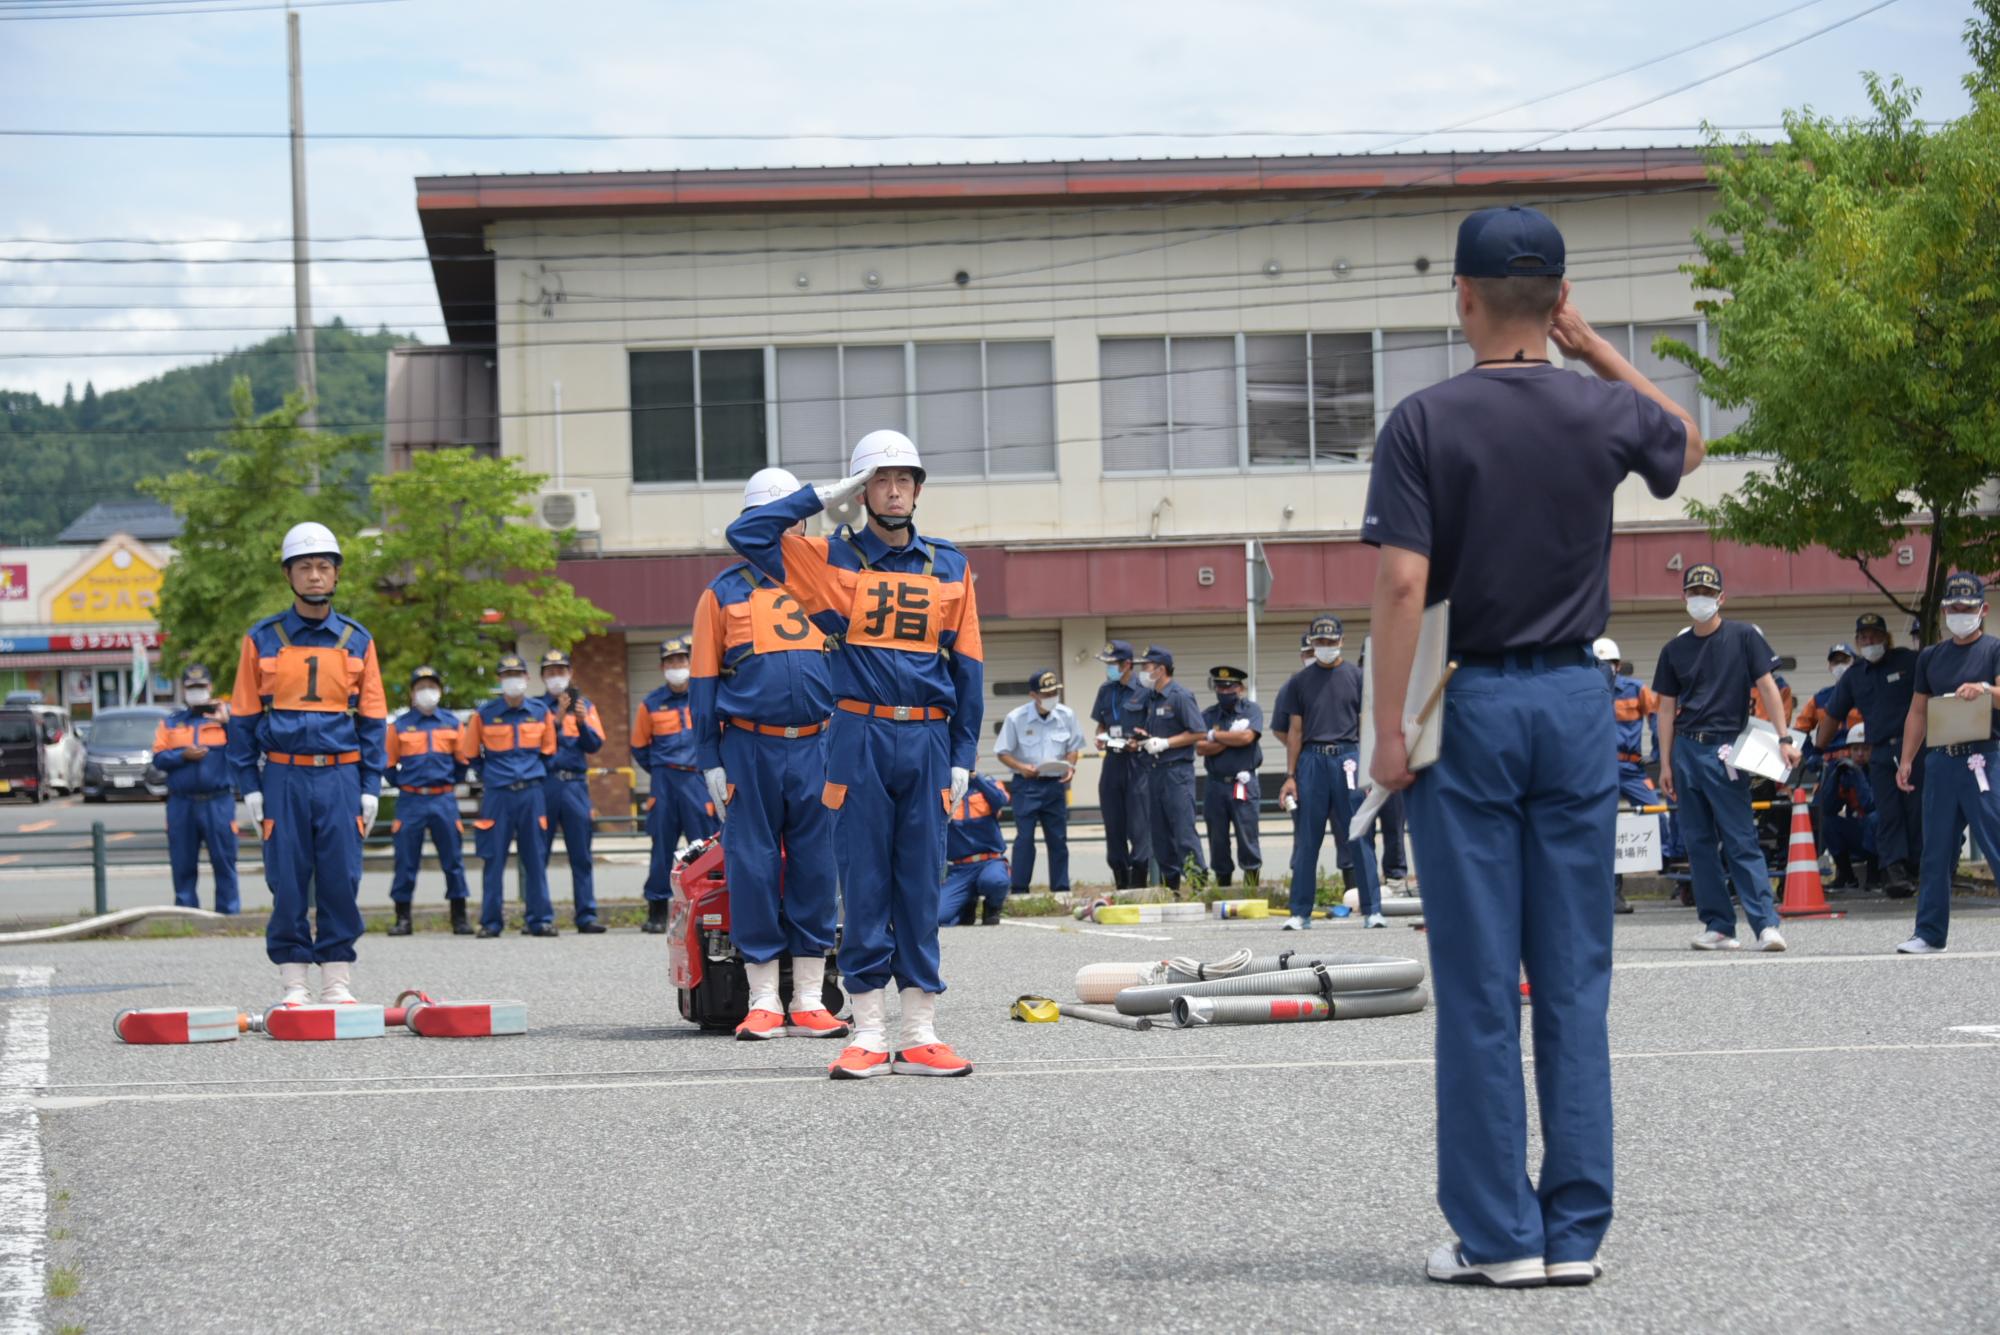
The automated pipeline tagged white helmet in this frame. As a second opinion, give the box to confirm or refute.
[741,467,802,511]
[1592,637,1620,663]
[1846,723,1866,746]
[849,429,925,482]
[280,521,342,566]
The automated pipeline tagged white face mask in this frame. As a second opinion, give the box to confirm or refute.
[500,676,528,699]
[1828,664,1848,683]
[664,667,691,688]
[184,688,211,707]
[1857,643,1886,664]
[1685,596,1720,623]
[1946,611,1983,639]
[1136,669,1159,690]
[1034,697,1054,715]
[412,687,441,712]
[1313,645,1342,665]
[543,674,571,696]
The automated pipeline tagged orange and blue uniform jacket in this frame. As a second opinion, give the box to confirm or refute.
[152,706,234,795]
[631,686,699,772]
[226,608,389,797]
[689,560,836,771]
[723,485,984,769]
[947,774,1009,862]
[387,709,468,790]
[454,696,557,785]
[541,693,605,774]
[1611,674,1659,770]
[1794,687,1862,765]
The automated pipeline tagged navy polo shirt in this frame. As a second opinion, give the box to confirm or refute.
[1200,695,1266,777]
[1915,635,2000,744]
[1140,680,1206,765]
[1825,648,1921,746]
[1090,677,1152,743]
[1279,661,1365,746]
[1362,366,1687,653]
[1651,620,1775,736]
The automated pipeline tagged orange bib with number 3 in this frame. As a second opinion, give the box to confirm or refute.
[844,572,943,654]
[748,587,826,654]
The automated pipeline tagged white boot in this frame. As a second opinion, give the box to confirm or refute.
[318,960,355,1005]
[277,962,311,1007]
[891,988,971,1076]
[733,958,786,1039]
[785,954,850,1037]
[826,988,892,1078]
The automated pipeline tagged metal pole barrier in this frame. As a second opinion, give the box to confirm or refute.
[91,820,108,915]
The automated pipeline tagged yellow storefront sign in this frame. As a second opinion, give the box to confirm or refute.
[51,544,162,625]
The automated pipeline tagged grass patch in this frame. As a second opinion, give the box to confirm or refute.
[141,919,199,939]
[53,1189,70,1208]
[50,1226,69,1241]
[1002,894,1062,919]
[47,1265,80,1299]
[56,1325,85,1335]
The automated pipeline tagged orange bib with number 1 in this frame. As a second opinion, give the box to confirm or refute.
[267,646,352,713]
[748,587,826,653]
[844,572,943,653]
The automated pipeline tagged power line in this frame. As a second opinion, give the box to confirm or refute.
[0,0,406,19]
[0,122,1786,142]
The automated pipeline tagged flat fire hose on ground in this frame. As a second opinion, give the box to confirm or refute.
[1112,957,1426,1017]
[1342,890,1424,916]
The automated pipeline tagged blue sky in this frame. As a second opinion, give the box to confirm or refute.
[0,0,1977,400]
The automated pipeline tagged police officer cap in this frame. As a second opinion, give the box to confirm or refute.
[1308,615,1343,641]
[180,663,212,688]
[1682,563,1723,593]
[1943,572,1986,604]
[1030,669,1062,695]
[409,664,443,687]
[1140,645,1174,671]
[1094,639,1135,664]
[1827,643,1854,662]
[1854,612,1888,634]
[1453,206,1565,279]
[1209,666,1249,687]
[660,637,692,660]
[495,654,529,675]
[540,648,571,670]
[1298,632,1313,650]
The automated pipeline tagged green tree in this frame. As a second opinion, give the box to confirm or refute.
[1665,23,2000,641]
[141,380,373,687]
[341,448,609,710]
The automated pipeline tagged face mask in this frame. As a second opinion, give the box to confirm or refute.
[664,667,691,688]
[1216,691,1240,709]
[1857,643,1885,664]
[1034,697,1053,716]
[499,677,528,699]
[867,508,913,532]
[1946,611,1983,639]
[1313,645,1342,665]
[412,687,441,712]
[184,688,211,707]
[1685,596,1720,623]
[544,674,571,696]
[1828,664,1848,683]
[1105,663,1123,682]
[1136,669,1159,690]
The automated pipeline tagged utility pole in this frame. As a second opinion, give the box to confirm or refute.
[287,7,320,492]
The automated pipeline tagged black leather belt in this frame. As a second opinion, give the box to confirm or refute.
[1680,730,1734,745]
[181,790,233,802]
[1454,643,1594,671]
[1305,742,1356,755]
[499,779,537,792]
[1935,742,1996,758]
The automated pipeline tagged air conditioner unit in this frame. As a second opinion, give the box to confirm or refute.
[537,488,601,534]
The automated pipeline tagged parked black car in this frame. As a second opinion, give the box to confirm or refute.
[0,707,50,802]
[81,706,172,801]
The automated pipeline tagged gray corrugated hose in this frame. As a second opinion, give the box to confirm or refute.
[1171,985,1431,1028]
[1112,956,1425,1016]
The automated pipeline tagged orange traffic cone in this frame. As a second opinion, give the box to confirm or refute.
[1779,787,1845,920]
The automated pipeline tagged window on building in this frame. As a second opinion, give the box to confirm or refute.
[629,348,767,484]
[1634,322,1700,421]
[1100,335,1239,473]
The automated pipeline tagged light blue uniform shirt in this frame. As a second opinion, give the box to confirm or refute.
[996,700,1086,771]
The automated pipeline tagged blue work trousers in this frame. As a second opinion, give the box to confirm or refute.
[1671,743,1779,937]
[825,713,949,994]
[260,762,363,966]
[1870,746,1923,869]
[1146,762,1205,891]
[167,792,239,914]
[644,765,717,902]
[1099,753,1151,887]
[1202,776,1262,884]
[1010,775,1071,894]
[539,774,598,924]
[477,783,552,933]
[939,856,1008,926]
[1290,745,1377,919]
[721,726,838,964]
[389,790,469,904]
[1916,745,2000,949]
[1404,659,1616,1267]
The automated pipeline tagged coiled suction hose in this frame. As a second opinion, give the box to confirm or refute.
[1170,985,1430,1027]
[1111,956,1425,1016]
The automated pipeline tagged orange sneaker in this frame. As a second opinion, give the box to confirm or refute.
[786,1008,852,1039]
[828,1046,893,1079]
[892,1043,973,1077]
[734,1007,787,1041]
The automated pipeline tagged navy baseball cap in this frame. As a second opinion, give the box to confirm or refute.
[1141,645,1174,671]
[1030,669,1062,694]
[1854,612,1889,634]
[1095,639,1135,663]
[1943,572,1986,604]
[180,663,212,688]
[1682,563,1723,593]
[1308,615,1344,641]
[1298,632,1313,650]
[1827,643,1854,662]
[660,637,692,660]
[1453,206,1566,279]
[409,664,443,686]
[540,648,571,670]
[495,654,528,675]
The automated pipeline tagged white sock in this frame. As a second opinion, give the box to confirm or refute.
[897,987,939,1049]
[790,954,825,1014]
[847,989,888,1054]
[318,961,353,1003]
[744,959,782,1014]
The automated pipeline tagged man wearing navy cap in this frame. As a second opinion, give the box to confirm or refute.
[1090,640,1152,887]
[1278,615,1380,930]
[1197,666,1264,888]
[1895,573,2000,953]
[995,669,1085,900]
[1134,646,1207,893]
[1818,611,1923,894]
[1364,204,1706,1287]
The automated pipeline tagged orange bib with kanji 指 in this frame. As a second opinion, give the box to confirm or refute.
[844,571,943,654]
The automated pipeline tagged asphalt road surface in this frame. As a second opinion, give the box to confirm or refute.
[4,900,1997,1332]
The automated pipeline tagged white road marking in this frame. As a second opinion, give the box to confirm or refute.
[1000,920,1174,942]
[1615,949,2000,971]
[1948,1024,2000,1038]
[0,966,54,1335]
[33,1039,1998,1111]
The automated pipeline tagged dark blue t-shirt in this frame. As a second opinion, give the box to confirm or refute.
[1139,680,1206,766]
[1278,661,1365,745]
[1200,695,1266,777]
[1825,647,1921,746]
[1651,620,1775,736]
[1915,634,2000,744]
[1362,366,1687,653]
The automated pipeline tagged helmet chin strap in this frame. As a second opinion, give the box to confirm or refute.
[867,506,914,532]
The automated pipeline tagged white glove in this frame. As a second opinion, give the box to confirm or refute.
[704,767,729,819]
[1142,736,1172,755]
[814,469,873,510]
[244,791,264,830]
[949,766,970,809]
[359,793,379,838]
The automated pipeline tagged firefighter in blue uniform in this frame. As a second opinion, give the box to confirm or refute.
[1133,646,1207,894]
[939,771,1011,926]
[151,664,240,915]
[1821,722,1877,890]
[457,654,559,937]
[995,669,1085,900]
[690,468,849,1041]
[1818,612,1922,894]
[1795,643,1861,776]
[727,429,984,1079]
[1278,616,1382,931]
[1089,640,1152,887]
[1364,205,1703,1285]
[633,637,714,932]
[1196,665,1263,889]
[535,648,606,934]
[1593,636,1680,913]
[385,664,471,936]
[227,522,388,1007]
